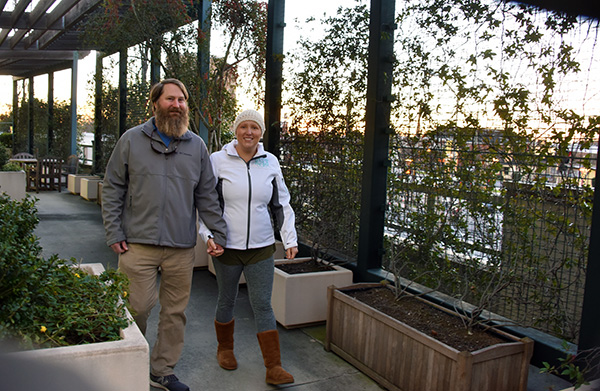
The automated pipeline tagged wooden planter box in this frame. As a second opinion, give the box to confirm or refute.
[325,283,534,391]
[0,170,26,200]
[7,263,149,391]
[272,257,353,328]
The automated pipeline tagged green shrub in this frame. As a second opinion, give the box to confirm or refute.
[0,194,131,350]
[1,162,22,172]
[0,146,9,169]
[0,133,12,149]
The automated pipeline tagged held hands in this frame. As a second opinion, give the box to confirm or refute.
[207,238,224,257]
[286,246,298,260]
[110,241,129,254]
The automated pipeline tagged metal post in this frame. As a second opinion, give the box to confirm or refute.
[93,52,104,174]
[70,51,78,157]
[48,72,54,153]
[196,0,211,143]
[577,136,600,370]
[12,78,18,150]
[28,77,34,155]
[264,0,285,157]
[356,0,396,281]
[119,49,128,137]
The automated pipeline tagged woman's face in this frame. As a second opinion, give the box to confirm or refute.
[235,120,262,151]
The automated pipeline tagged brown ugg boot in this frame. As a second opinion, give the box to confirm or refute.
[256,330,294,385]
[214,319,237,370]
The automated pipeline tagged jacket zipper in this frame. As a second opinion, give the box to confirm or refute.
[245,160,252,249]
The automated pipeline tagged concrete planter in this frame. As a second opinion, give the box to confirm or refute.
[67,174,100,195]
[325,283,534,391]
[7,263,149,391]
[272,257,353,328]
[560,379,600,391]
[80,177,102,201]
[0,170,26,200]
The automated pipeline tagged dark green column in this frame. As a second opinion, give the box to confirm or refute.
[196,0,211,143]
[356,0,396,281]
[119,49,128,137]
[93,52,104,174]
[578,135,600,368]
[48,72,54,154]
[264,0,285,157]
[28,77,34,155]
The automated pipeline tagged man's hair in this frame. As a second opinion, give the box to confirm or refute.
[149,78,189,113]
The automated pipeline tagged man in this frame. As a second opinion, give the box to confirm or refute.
[102,78,226,391]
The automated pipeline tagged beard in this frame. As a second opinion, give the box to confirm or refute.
[155,105,189,138]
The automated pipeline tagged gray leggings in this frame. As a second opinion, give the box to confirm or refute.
[212,256,276,333]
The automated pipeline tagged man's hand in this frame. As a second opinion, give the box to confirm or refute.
[110,241,129,254]
[285,246,298,260]
[207,238,224,257]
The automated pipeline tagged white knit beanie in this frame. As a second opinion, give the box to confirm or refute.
[232,109,266,136]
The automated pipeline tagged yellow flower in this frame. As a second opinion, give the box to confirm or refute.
[40,326,47,333]
[74,273,80,278]
[123,291,128,298]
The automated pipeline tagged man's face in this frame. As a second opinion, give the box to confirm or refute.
[154,83,189,138]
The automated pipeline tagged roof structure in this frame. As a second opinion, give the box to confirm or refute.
[0,0,597,80]
[0,0,104,79]
[0,0,199,79]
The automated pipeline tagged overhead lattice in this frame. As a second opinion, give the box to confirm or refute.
[0,0,104,78]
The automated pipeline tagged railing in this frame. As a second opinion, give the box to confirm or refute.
[282,128,593,344]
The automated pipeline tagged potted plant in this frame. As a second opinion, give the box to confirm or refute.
[0,195,148,391]
[0,148,26,200]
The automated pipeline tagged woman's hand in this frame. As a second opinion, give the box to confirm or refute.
[285,246,298,260]
[207,238,225,257]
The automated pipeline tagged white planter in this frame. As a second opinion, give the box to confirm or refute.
[80,177,102,201]
[67,174,100,195]
[0,170,26,200]
[7,263,149,391]
[272,257,353,328]
[560,379,600,391]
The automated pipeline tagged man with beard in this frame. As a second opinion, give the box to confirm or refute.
[102,78,227,391]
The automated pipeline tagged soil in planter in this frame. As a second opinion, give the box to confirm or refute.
[346,287,507,352]
[276,258,336,274]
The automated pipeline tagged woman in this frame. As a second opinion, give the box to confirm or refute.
[199,109,298,385]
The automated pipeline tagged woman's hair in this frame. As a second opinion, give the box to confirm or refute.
[149,78,189,112]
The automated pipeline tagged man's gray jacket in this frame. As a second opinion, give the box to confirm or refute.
[102,117,227,248]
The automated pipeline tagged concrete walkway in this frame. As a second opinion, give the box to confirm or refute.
[31,190,571,391]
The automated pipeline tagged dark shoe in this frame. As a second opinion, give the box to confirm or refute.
[150,374,190,391]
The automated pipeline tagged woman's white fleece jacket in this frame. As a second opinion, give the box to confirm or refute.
[199,140,298,251]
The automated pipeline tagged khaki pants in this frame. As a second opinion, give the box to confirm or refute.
[119,243,195,376]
